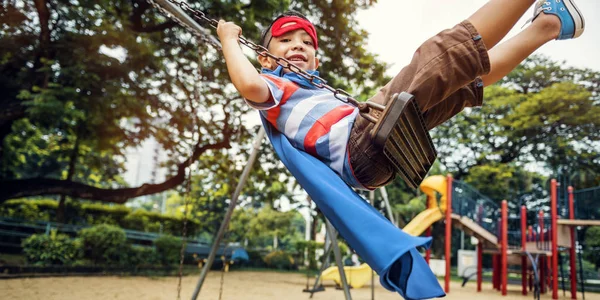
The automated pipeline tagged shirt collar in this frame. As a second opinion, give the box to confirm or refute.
[261,66,323,89]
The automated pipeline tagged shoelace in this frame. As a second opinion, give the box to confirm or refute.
[522,0,553,29]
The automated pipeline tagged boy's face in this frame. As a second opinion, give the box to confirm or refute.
[258,24,319,73]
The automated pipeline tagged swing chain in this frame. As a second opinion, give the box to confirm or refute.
[146,0,369,113]
[146,0,221,50]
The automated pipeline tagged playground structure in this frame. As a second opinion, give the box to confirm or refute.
[318,174,600,300]
[417,174,600,299]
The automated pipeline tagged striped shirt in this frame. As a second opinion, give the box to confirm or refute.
[246,66,365,189]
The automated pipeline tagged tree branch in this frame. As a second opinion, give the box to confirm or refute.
[0,137,232,204]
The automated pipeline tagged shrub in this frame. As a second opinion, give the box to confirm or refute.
[78,224,127,265]
[0,199,55,221]
[264,250,296,270]
[0,199,201,236]
[22,231,81,265]
[154,234,182,266]
[119,245,161,268]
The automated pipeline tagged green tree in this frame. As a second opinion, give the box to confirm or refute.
[584,227,600,270]
[0,1,387,210]
[432,55,600,191]
[229,205,303,249]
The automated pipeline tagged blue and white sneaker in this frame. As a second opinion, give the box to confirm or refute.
[532,0,585,40]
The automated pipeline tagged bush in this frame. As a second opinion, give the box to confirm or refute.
[22,231,81,265]
[264,250,296,270]
[0,199,56,221]
[78,224,127,265]
[0,199,200,236]
[119,245,161,268]
[154,234,182,266]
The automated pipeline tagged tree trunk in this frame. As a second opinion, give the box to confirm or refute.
[57,126,82,223]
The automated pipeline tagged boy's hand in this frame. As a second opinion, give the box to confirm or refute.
[217,20,242,43]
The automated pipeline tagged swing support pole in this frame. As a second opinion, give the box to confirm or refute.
[192,127,265,300]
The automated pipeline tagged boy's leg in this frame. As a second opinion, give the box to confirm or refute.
[419,0,585,128]
[348,21,490,189]
[467,0,535,49]
[481,11,561,86]
[422,79,484,130]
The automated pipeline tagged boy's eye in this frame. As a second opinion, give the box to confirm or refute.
[281,38,290,42]
[304,41,313,46]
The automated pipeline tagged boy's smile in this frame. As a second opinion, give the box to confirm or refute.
[259,27,319,73]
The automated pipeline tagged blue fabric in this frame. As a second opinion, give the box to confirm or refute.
[261,117,445,299]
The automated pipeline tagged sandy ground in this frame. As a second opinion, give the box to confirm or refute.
[1,271,596,300]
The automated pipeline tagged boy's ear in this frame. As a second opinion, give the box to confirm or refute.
[257,53,272,69]
[314,57,319,70]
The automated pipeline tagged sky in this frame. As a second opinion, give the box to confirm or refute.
[356,0,600,77]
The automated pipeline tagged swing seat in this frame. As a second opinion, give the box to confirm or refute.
[370,92,437,189]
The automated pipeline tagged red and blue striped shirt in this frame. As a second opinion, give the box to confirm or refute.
[246,67,364,189]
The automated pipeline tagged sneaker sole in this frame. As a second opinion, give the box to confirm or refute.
[564,0,585,38]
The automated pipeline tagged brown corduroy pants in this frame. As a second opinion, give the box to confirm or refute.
[348,20,491,189]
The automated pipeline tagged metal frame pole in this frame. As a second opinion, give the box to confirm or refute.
[445,174,453,293]
[379,187,396,225]
[501,200,508,296]
[522,205,528,296]
[191,128,265,299]
[308,230,337,298]
[551,179,559,300]
[568,186,577,299]
[326,219,353,300]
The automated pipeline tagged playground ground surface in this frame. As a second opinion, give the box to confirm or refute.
[2,270,597,300]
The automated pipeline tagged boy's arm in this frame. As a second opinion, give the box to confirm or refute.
[217,20,270,103]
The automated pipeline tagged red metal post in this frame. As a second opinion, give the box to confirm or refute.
[426,227,432,264]
[477,241,482,292]
[501,200,508,296]
[521,205,528,296]
[445,174,453,293]
[492,254,498,290]
[540,210,546,294]
[568,186,577,299]
[551,179,559,300]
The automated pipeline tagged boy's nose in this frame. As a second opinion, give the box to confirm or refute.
[292,41,305,51]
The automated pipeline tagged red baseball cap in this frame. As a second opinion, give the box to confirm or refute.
[262,16,318,50]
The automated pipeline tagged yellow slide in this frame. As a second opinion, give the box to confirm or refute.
[403,175,447,236]
[402,208,444,236]
[320,175,448,288]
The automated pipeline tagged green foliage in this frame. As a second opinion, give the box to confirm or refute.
[0,199,56,221]
[584,227,600,269]
[22,231,82,266]
[0,199,199,236]
[294,240,324,269]
[154,234,182,266]
[117,245,161,269]
[228,206,304,250]
[432,55,600,195]
[264,250,296,270]
[78,224,127,265]
[1,0,386,210]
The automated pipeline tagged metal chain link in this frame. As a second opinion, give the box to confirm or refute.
[146,0,370,112]
[146,0,221,50]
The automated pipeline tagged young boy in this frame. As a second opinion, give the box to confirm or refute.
[217,0,585,190]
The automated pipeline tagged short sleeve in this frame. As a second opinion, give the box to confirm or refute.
[244,74,299,110]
